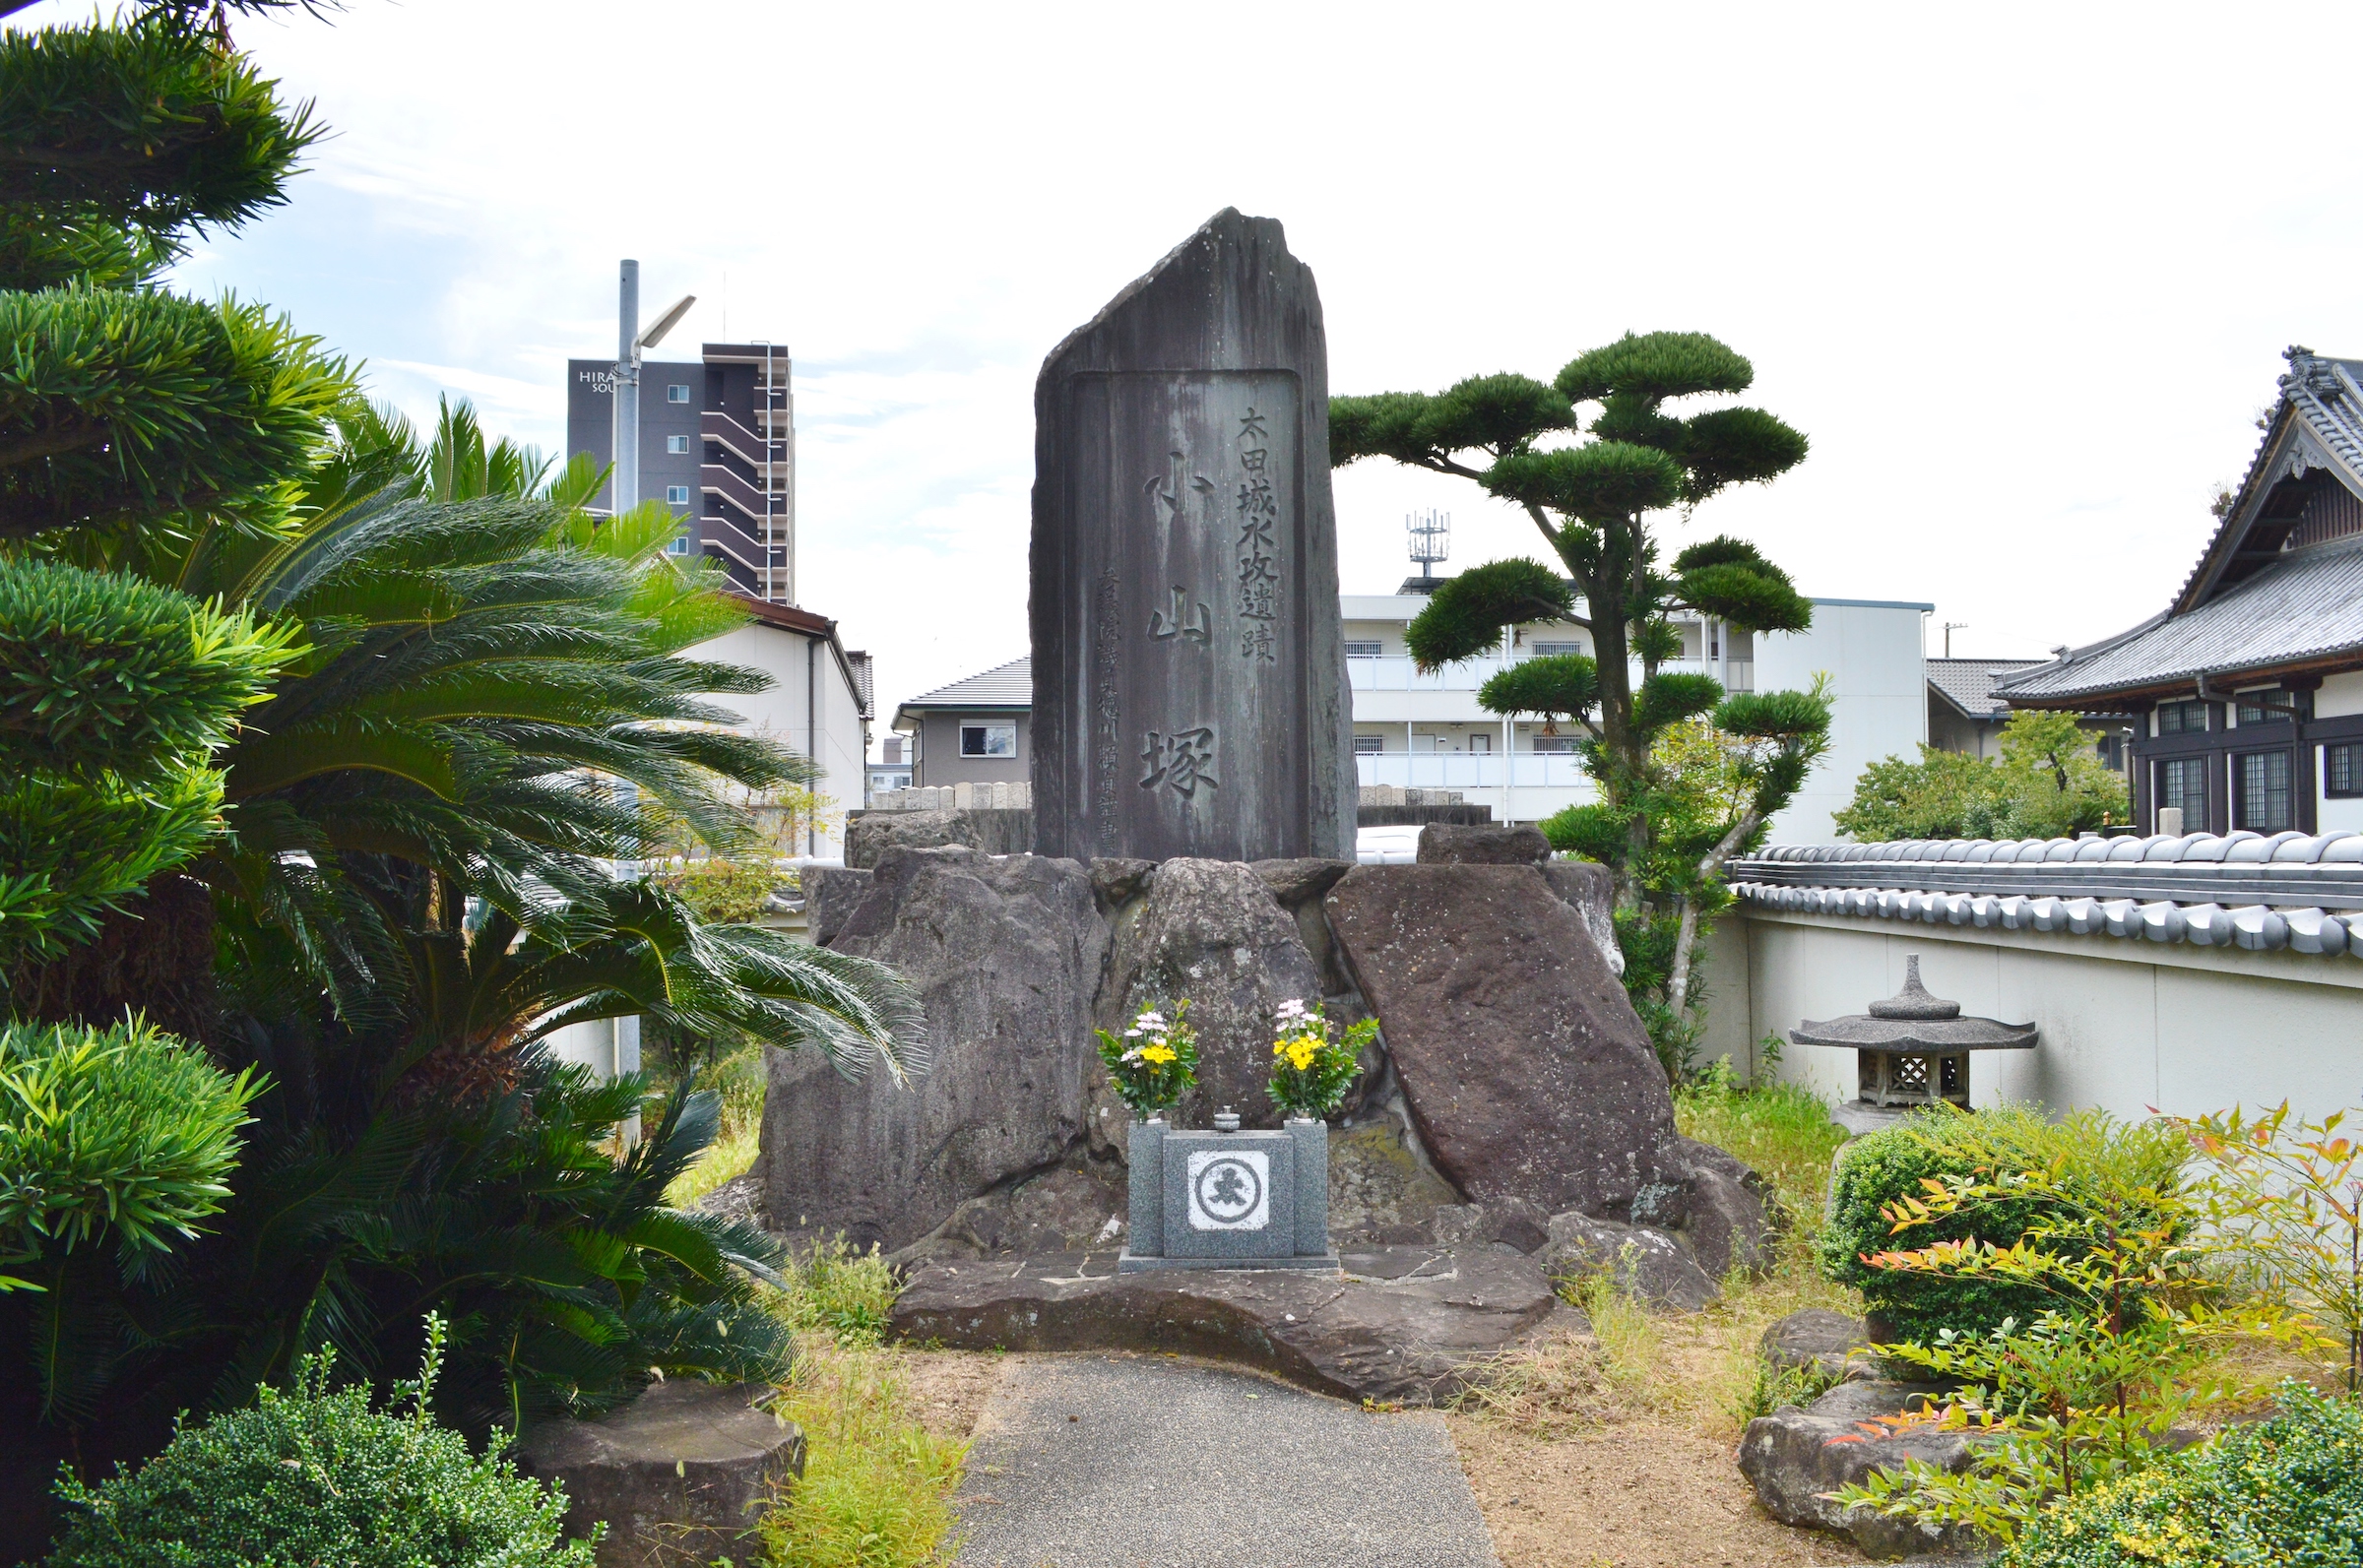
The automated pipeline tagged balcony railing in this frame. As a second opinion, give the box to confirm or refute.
[700,410,782,468]
[1345,655,1753,692]
[1353,752,1597,789]
[701,463,787,526]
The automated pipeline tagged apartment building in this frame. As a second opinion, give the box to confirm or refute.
[1339,592,1930,843]
[565,341,798,604]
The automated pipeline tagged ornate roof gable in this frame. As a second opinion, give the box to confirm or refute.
[2173,347,2363,614]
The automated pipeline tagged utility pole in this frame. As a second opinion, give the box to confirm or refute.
[609,259,696,520]
[1943,621,1968,658]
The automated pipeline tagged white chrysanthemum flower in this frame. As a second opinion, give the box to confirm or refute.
[1123,1029,1140,1037]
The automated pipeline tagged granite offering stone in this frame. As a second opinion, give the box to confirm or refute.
[1125,1117,1166,1256]
[1160,1129,1296,1261]
[1288,1119,1328,1258]
[1029,208,1354,864]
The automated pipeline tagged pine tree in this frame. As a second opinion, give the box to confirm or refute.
[1332,333,1831,1069]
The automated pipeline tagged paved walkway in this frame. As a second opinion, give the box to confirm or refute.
[954,1352,1501,1568]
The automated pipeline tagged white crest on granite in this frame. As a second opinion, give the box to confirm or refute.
[1185,1150,1270,1230]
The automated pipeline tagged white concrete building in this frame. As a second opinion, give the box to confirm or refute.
[692,596,873,857]
[1340,593,1932,843]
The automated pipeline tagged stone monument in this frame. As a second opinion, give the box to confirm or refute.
[1029,208,1355,863]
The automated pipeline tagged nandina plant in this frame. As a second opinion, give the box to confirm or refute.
[1264,998,1376,1120]
[1095,1001,1198,1119]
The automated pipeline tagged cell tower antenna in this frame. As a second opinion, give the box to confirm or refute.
[1403,510,1450,594]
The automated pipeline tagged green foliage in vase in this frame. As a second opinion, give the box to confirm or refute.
[1820,1106,2190,1345]
[0,1019,258,1292]
[1333,338,1828,1072]
[1264,997,1376,1120]
[45,1315,598,1568]
[1834,711,2130,843]
[1097,1001,1199,1118]
[1991,1382,2363,1568]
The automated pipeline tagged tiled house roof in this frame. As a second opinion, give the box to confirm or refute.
[1928,659,2044,720]
[1996,347,2363,707]
[899,657,1032,713]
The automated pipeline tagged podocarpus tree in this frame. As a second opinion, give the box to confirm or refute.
[0,8,342,997]
[1332,334,1831,1065]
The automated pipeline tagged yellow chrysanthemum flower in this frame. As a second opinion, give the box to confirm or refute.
[1139,1043,1177,1065]
[1286,1040,1318,1071]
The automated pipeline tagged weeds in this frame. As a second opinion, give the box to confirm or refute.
[1452,1074,1862,1440]
[663,1044,767,1207]
[758,1240,966,1567]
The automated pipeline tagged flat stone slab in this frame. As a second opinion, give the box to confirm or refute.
[890,1244,1575,1407]
[955,1353,1501,1567]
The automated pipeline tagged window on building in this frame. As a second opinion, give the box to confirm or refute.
[665,484,690,505]
[666,384,690,404]
[1533,735,1581,754]
[667,434,689,454]
[2329,741,2363,798]
[667,534,690,557]
[2237,749,2293,832]
[1533,641,1584,657]
[2158,700,2209,734]
[1351,735,1384,755]
[2157,756,2208,827]
[2236,689,2294,725]
[959,722,1016,758]
[1343,641,1383,658]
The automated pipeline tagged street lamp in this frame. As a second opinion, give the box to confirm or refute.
[610,258,696,517]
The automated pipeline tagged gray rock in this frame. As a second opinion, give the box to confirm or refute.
[1106,857,1326,1129]
[1324,863,1686,1217]
[845,807,1033,868]
[888,1244,1573,1407]
[1672,1134,1780,1281]
[1029,208,1355,864]
[1088,856,1155,909]
[514,1381,804,1568]
[897,1162,1128,1263]
[1537,1212,1721,1312]
[1416,822,1552,864]
[801,865,872,946]
[1328,1116,1461,1244]
[1739,1379,1990,1561]
[1252,857,1353,906]
[1538,859,1625,978]
[1760,1307,1873,1381]
[759,847,1107,1252]
[691,1171,767,1230]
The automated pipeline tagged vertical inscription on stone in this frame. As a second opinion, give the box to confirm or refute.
[1092,568,1122,852]
[1236,408,1279,664]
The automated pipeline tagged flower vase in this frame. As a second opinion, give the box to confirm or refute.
[1284,1116,1329,1259]
[1126,1114,1167,1256]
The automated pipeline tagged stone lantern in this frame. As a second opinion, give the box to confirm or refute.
[1789,957,2036,1135]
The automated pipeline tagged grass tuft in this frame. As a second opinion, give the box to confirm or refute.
[759,1240,966,1567]
[1453,1070,1863,1441]
[664,1045,766,1207]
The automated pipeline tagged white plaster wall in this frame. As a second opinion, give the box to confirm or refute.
[1740,912,2363,1124]
[1754,601,1930,845]
[693,622,869,857]
[2315,670,2363,719]
[1695,918,1756,1074]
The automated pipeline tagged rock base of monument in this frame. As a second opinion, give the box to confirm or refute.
[1115,1248,1340,1273]
[890,1244,1576,1407]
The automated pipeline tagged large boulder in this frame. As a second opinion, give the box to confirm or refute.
[514,1381,804,1568]
[1415,822,1551,864]
[1537,859,1624,978]
[1536,1212,1719,1311]
[1323,863,1685,1217]
[1104,857,1326,1129]
[1738,1379,1988,1561]
[845,807,1034,867]
[759,847,1107,1251]
[888,1244,1575,1407]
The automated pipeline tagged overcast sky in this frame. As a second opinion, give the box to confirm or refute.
[32,1,2363,742]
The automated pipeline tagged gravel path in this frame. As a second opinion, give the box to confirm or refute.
[954,1351,1501,1568]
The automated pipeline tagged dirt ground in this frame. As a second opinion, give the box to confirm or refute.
[898,1348,1863,1567]
[1448,1415,1867,1568]
[901,1348,1004,1442]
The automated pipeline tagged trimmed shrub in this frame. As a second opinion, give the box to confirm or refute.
[45,1321,596,1568]
[1818,1105,2188,1345]
[1997,1382,2363,1568]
